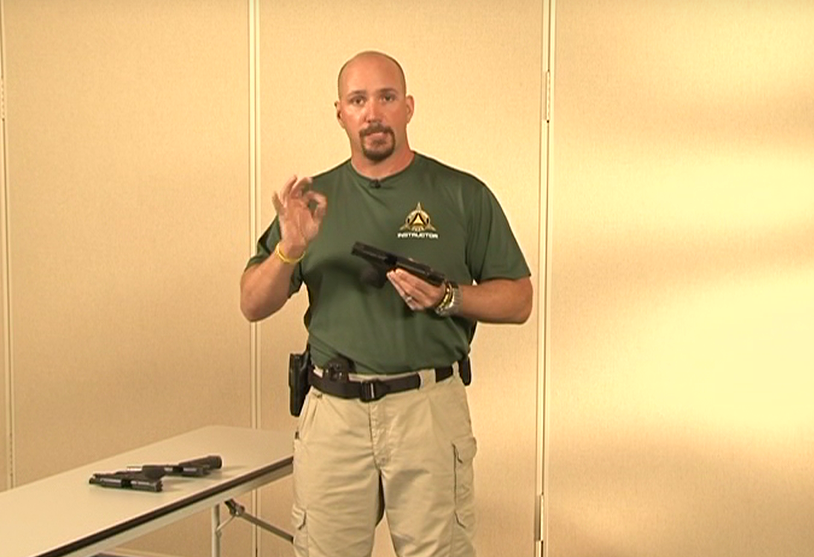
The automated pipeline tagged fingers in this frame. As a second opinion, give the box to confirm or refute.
[277,175,313,205]
[289,176,313,198]
[279,175,299,201]
[304,191,328,223]
[275,176,319,219]
[388,271,408,298]
[274,176,298,217]
[387,269,444,311]
[388,273,420,311]
[274,177,326,248]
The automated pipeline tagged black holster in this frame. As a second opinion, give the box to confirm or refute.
[459,357,472,386]
[288,346,313,417]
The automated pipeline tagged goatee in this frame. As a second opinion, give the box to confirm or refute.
[360,126,396,162]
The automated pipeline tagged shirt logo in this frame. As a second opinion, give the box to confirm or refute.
[397,202,439,239]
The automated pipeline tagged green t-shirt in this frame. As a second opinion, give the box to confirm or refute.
[247,153,530,374]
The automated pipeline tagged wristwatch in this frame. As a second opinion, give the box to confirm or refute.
[434,281,462,317]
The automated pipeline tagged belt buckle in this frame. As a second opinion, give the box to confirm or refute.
[360,379,388,402]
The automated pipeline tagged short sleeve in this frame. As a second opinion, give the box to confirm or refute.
[465,184,530,283]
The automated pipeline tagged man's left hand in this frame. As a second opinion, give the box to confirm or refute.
[387,269,445,311]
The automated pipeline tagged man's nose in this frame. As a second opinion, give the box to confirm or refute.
[364,100,382,120]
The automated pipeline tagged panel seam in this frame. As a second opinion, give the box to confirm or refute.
[248,1,263,556]
[0,0,16,491]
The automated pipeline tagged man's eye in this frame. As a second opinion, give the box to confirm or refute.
[382,94,396,102]
[351,97,365,106]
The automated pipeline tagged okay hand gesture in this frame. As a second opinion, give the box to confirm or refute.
[271,175,328,256]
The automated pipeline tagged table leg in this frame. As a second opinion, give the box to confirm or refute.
[211,504,222,557]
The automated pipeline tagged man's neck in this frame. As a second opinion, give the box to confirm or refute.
[350,148,415,180]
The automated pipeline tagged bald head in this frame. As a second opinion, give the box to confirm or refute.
[334,50,415,173]
[337,51,407,98]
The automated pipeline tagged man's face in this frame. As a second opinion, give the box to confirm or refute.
[335,55,414,163]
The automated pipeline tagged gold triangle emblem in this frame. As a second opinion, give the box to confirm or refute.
[400,202,436,232]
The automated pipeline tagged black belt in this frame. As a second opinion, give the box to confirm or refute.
[309,366,455,403]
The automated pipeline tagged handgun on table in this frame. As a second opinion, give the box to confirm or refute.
[89,469,164,492]
[126,455,223,477]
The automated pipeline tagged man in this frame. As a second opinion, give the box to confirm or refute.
[240,51,532,557]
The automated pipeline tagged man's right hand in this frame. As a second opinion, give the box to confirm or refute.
[272,175,328,257]
[240,175,327,322]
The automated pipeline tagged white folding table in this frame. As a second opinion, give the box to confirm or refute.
[0,425,294,557]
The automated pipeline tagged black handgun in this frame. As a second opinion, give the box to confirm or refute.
[351,242,446,287]
[127,455,223,477]
[89,468,164,492]
[289,346,313,417]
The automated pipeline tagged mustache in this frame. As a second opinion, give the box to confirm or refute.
[360,124,394,137]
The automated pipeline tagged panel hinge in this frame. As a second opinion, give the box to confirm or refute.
[536,493,545,542]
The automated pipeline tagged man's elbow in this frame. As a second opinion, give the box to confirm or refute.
[240,295,261,322]
[511,279,534,324]
[510,300,532,324]
[240,268,275,322]
[241,288,287,322]
[240,302,264,323]
[514,304,532,324]
[239,284,273,322]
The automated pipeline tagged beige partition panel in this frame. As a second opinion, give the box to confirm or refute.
[257,1,543,556]
[1,100,6,489]
[1,319,5,491]
[1,265,6,492]
[548,1,814,556]
[3,1,253,555]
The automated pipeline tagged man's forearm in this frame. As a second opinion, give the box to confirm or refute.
[239,254,297,322]
[457,277,533,324]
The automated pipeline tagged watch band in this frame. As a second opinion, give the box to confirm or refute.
[434,281,461,317]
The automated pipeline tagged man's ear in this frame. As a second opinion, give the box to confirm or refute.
[335,101,346,129]
[405,95,415,124]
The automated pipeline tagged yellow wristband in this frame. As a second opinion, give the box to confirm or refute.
[274,243,305,265]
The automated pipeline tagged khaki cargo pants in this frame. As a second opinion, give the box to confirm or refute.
[292,368,477,557]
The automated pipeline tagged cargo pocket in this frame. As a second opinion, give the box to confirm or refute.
[452,435,478,531]
[291,505,309,556]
